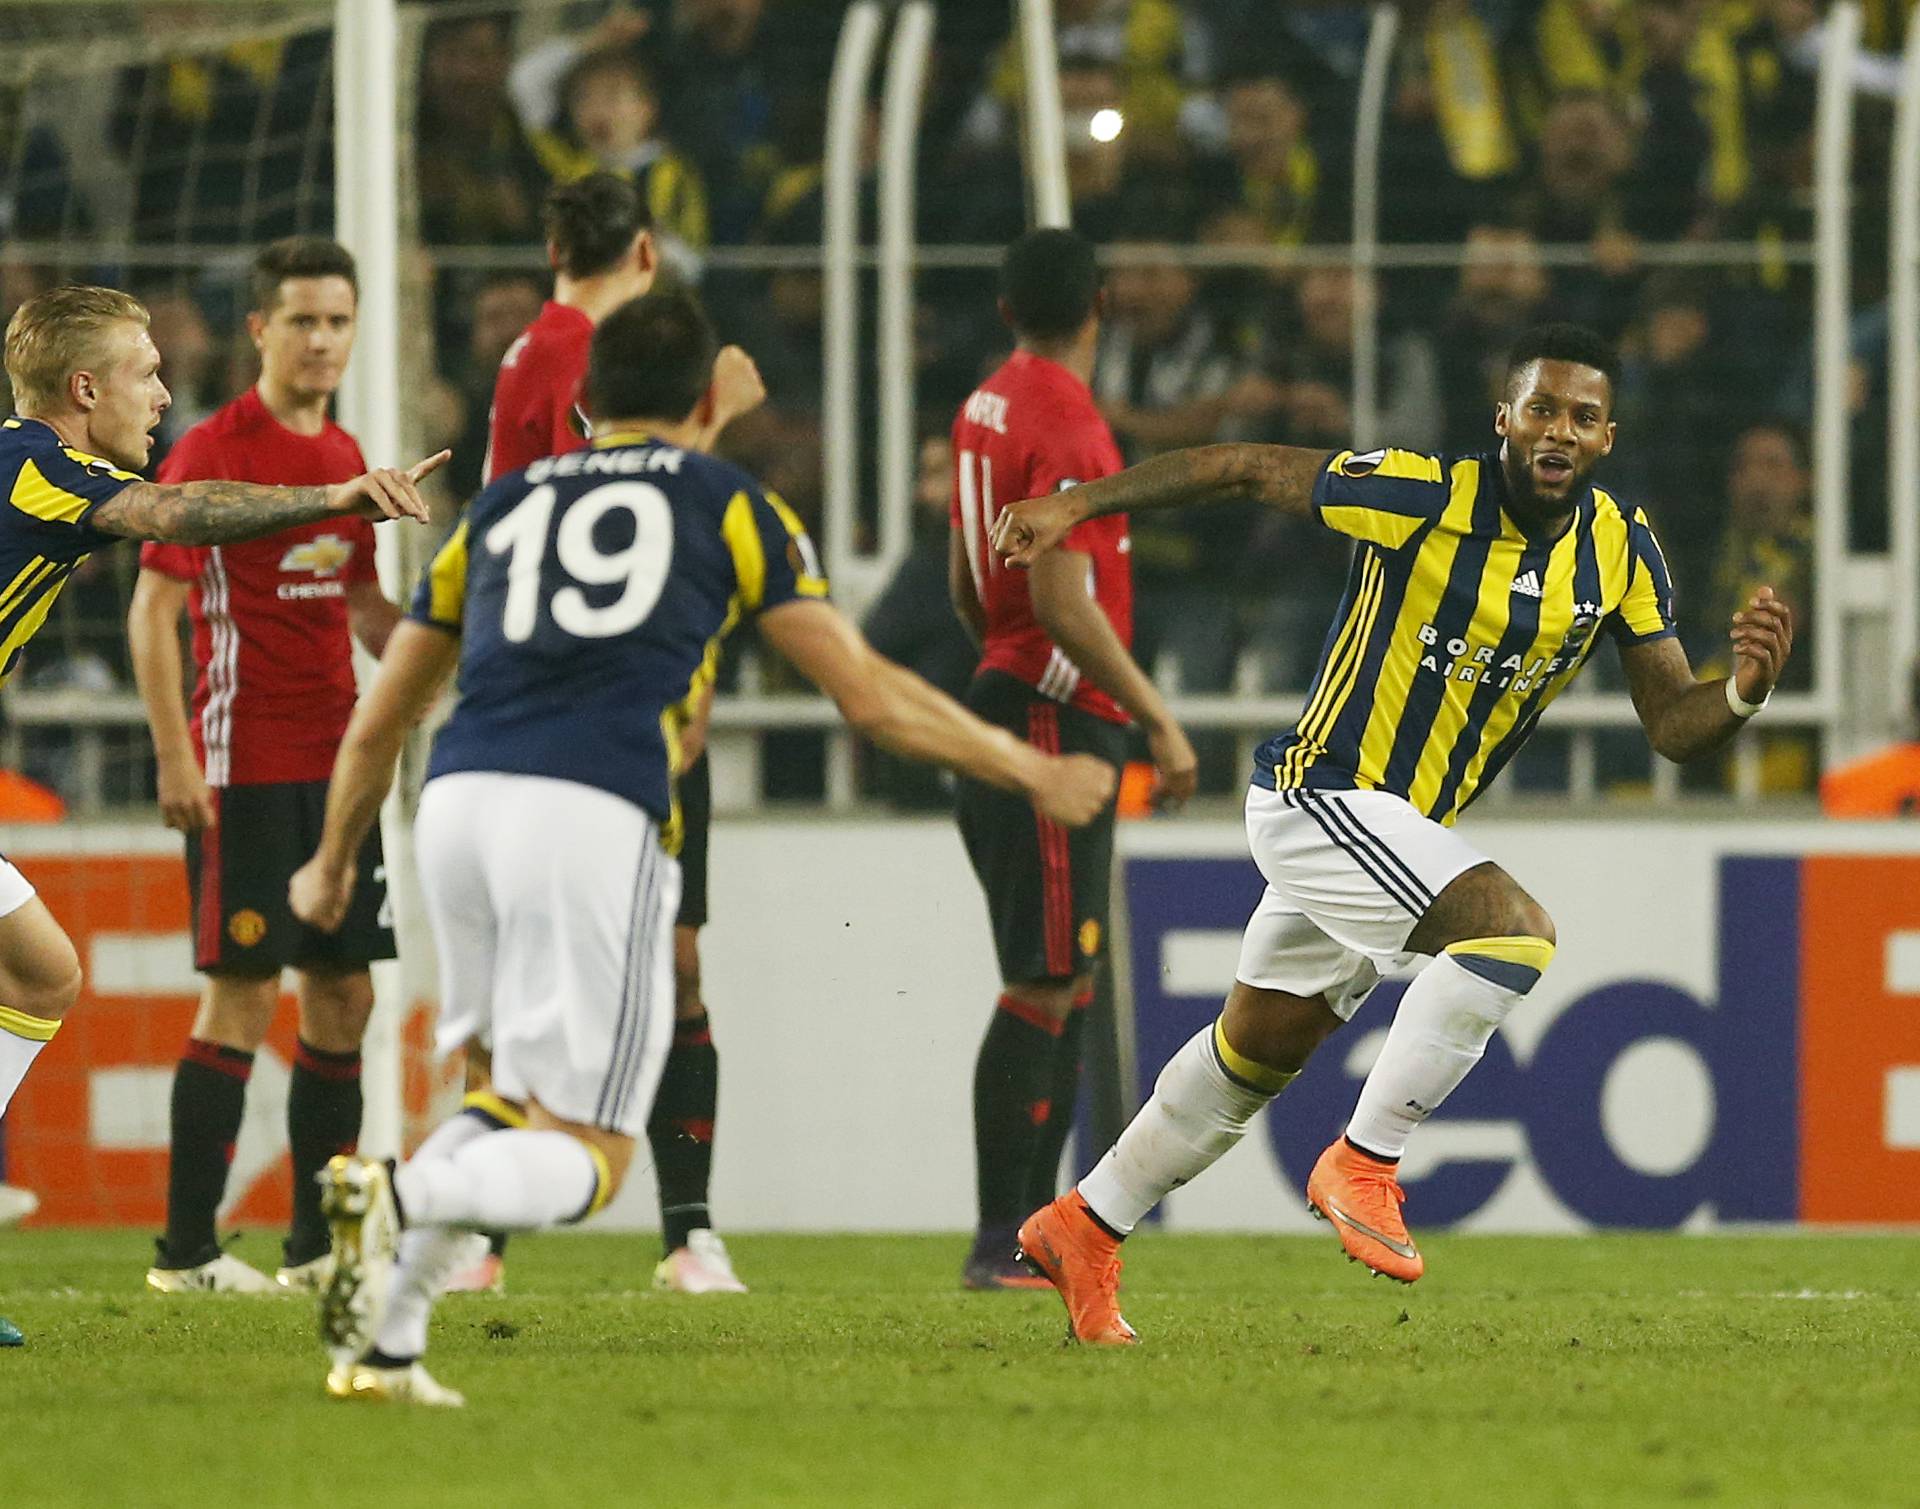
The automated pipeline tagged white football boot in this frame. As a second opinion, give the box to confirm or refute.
[0,1184,38,1227]
[325,1360,465,1408]
[146,1250,279,1295]
[653,1228,748,1294]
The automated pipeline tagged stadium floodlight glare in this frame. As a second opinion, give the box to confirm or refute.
[1089,108,1124,143]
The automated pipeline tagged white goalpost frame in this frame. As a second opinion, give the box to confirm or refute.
[333,0,406,1158]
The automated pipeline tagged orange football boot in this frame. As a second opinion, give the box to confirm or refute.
[1305,1138,1425,1283]
[1015,1193,1137,1346]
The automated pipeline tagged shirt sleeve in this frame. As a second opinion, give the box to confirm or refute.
[9,440,142,558]
[407,519,470,632]
[723,483,829,614]
[1309,448,1451,550]
[1607,507,1679,645]
[346,518,380,585]
[139,540,200,580]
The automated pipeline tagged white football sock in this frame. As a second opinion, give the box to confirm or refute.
[394,1129,605,1232]
[408,1104,498,1167]
[374,1225,474,1361]
[1078,1020,1294,1236]
[1344,938,1552,1160]
[0,1008,59,1119]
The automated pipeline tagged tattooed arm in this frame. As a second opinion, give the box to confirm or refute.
[991,443,1331,566]
[89,450,450,544]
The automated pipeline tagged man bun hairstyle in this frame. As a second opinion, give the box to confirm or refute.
[250,236,358,315]
[585,288,716,425]
[543,171,651,280]
[3,284,149,414]
[1001,227,1101,342]
[1505,322,1621,399]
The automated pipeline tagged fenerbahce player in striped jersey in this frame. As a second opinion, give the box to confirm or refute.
[0,283,437,1347]
[949,229,1195,1289]
[994,324,1794,1344]
[132,239,404,1296]
[458,171,765,1295]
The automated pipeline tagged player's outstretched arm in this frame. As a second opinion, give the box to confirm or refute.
[759,598,1115,826]
[690,345,767,453]
[290,620,460,932]
[991,442,1332,566]
[90,450,449,544]
[126,568,215,835]
[1030,547,1197,810]
[1619,588,1794,763]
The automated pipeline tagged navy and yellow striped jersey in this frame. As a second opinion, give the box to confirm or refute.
[1255,448,1676,824]
[409,432,828,844]
[0,416,139,687]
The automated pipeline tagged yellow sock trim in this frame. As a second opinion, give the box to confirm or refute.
[0,1004,59,1043]
[1212,1018,1298,1095]
[461,1090,529,1130]
[582,1142,614,1218]
[1444,935,1555,971]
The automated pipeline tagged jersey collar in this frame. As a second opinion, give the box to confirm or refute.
[589,428,657,449]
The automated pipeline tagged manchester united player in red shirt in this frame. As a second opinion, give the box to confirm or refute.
[130,239,403,1294]
[449,172,764,1296]
[949,229,1197,1289]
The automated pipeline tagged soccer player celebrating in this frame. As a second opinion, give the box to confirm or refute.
[993,324,1793,1344]
[288,290,1116,1406]
[131,239,404,1295]
[459,170,765,1295]
[949,229,1196,1289]
[0,283,438,1345]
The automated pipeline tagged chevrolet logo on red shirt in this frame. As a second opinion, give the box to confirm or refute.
[278,534,354,577]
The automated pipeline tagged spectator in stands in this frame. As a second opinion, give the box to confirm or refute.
[140,289,220,459]
[1694,420,1816,792]
[415,12,549,247]
[1433,223,1551,455]
[1194,68,1327,251]
[656,0,785,245]
[1511,90,1644,338]
[0,92,86,241]
[111,24,332,244]
[958,0,1215,164]
[510,27,710,269]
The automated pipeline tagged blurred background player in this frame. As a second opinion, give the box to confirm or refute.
[288,289,1118,1405]
[131,238,402,1296]
[949,229,1197,1290]
[0,283,437,1345]
[454,170,762,1295]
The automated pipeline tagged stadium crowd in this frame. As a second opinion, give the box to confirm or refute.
[0,0,1912,804]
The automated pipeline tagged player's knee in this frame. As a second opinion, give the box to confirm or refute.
[298,969,375,1051]
[1221,981,1339,1075]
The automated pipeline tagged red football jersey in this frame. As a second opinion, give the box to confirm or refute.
[950,350,1131,725]
[483,299,593,484]
[141,388,377,786]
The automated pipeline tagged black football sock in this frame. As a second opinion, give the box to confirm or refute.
[973,993,1066,1237]
[286,1040,363,1265]
[162,1039,253,1267]
[1025,988,1092,1212]
[647,1012,718,1256]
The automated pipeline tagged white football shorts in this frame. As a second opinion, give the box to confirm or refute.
[416,770,681,1139]
[1234,784,1487,1020]
[0,855,35,919]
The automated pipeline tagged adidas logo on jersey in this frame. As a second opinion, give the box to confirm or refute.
[1510,569,1544,598]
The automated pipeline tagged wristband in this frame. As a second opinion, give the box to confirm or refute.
[1725,677,1769,719]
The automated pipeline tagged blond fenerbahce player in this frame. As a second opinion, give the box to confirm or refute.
[992,323,1794,1345]
[287,290,1115,1406]
[0,285,439,1346]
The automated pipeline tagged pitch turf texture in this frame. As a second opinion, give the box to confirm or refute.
[4,1231,1915,1507]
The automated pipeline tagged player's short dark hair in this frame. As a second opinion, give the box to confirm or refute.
[543,171,651,280]
[585,288,716,424]
[1001,228,1101,341]
[250,237,357,315]
[1504,323,1620,400]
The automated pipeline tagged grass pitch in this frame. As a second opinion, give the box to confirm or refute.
[3,1228,1916,1507]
